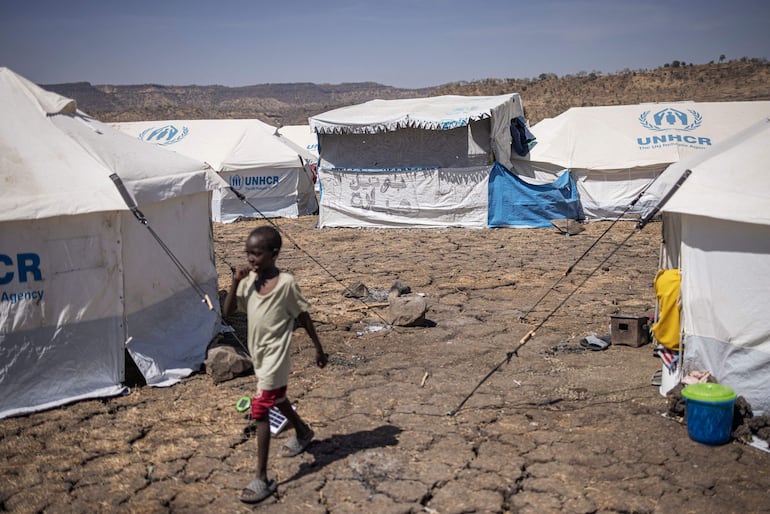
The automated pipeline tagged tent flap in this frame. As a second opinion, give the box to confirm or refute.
[488,163,582,228]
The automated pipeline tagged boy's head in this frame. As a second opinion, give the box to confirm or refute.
[246,226,282,257]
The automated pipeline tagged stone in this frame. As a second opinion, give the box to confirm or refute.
[387,294,428,327]
[550,219,585,235]
[204,345,252,384]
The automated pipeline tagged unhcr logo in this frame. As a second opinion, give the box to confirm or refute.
[138,125,189,146]
[229,174,280,191]
[637,107,711,149]
[639,107,702,132]
[1,252,45,306]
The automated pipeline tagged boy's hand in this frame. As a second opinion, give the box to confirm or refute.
[233,265,250,281]
[315,350,328,368]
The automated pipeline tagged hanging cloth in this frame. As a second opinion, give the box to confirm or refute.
[651,268,681,351]
[510,116,536,157]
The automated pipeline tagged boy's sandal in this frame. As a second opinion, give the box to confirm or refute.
[281,428,314,457]
[239,478,277,504]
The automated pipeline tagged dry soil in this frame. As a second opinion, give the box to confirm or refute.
[2,217,769,513]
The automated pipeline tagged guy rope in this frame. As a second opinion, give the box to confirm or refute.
[225,185,396,329]
[447,169,693,416]
[109,173,213,310]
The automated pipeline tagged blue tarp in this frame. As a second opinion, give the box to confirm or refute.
[488,162,583,228]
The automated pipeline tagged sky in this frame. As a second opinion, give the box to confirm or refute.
[1,0,768,89]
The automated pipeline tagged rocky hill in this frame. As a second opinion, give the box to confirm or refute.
[43,59,770,126]
[44,81,440,126]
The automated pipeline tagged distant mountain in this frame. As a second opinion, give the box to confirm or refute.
[43,59,770,126]
[43,81,440,126]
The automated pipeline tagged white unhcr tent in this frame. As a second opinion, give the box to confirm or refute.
[309,94,525,228]
[276,124,319,160]
[0,68,225,418]
[112,119,318,222]
[278,125,321,191]
[276,124,320,192]
[640,117,770,415]
[512,101,770,219]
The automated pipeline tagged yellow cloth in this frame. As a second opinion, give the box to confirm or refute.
[236,271,310,390]
[651,268,681,351]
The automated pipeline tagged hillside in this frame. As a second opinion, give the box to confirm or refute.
[44,59,770,126]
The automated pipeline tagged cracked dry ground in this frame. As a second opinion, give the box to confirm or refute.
[2,218,769,514]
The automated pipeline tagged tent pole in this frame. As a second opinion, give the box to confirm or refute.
[637,169,692,230]
[109,173,214,310]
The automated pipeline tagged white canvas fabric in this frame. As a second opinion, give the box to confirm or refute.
[310,94,523,169]
[121,193,220,386]
[310,94,523,228]
[1,213,126,418]
[309,94,521,132]
[0,67,225,417]
[112,119,318,222]
[642,117,770,226]
[318,166,490,228]
[277,125,319,159]
[512,101,770,219]
[0,70,222,222]
[276,125,320,193]
[640,117,770,415]
[676,216,770,415]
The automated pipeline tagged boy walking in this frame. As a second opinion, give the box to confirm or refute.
[222,226,327,504]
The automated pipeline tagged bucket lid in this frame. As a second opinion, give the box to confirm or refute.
[682,383,736,402]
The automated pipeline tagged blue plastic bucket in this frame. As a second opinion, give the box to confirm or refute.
[681,383,736,446]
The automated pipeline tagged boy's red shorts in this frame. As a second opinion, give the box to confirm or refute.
[251,386,287,420]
